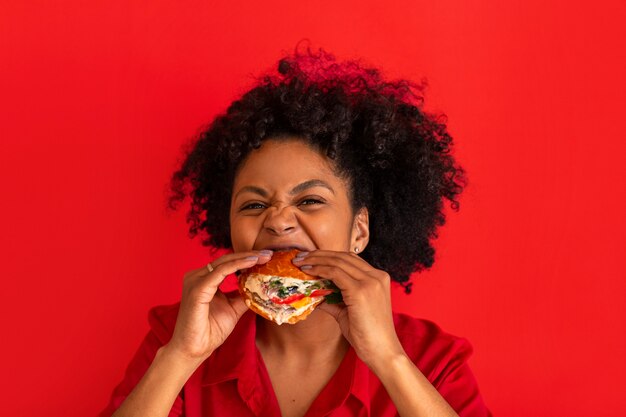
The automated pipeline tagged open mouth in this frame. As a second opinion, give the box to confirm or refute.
[264,246,309,252]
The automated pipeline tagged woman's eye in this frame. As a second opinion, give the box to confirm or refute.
[298,198,324,206]
[241,202,266,210]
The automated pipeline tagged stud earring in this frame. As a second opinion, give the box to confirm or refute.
[354,247,359,253]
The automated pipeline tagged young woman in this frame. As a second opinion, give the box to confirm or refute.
[101,49,491,417]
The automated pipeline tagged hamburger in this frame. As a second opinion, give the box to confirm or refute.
[238,249,342,325]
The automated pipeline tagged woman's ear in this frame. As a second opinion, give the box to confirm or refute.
[350,207,370,254]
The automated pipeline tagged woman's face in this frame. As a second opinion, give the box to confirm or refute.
[230,138,368,253]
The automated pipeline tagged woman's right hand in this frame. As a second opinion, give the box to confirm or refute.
[164,250,273,363]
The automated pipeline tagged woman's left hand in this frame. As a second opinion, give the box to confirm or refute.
[292,250,405,370]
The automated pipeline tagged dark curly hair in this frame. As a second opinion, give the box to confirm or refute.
[168,47,466,293]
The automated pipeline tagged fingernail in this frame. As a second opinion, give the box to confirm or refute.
[293,252,308,262]
[300,265,312,270]
[245,256,259,261]
[259,250,273,256]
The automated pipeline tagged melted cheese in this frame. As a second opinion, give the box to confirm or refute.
[289,296,312,309]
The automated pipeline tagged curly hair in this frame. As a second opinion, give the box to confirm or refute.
[168,47,466,293]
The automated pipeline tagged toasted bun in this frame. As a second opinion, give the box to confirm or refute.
[244,294,324,325]
[238,249,324,325]
[242,249,316,280]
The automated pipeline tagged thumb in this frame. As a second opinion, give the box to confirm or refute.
[227,293,249,319]
[317,302,345,322]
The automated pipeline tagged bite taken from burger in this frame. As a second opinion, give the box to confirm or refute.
[238,249,342,325]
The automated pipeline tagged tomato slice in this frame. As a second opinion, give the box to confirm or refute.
[271,289,335,304]
[271,293,305,305]
[309,289,334,297]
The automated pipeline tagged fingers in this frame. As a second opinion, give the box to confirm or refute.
[292,250,390,291]
[293,250,371,279]
[209,250,273,272]
[293,251,400,369]
[184,251,273,304]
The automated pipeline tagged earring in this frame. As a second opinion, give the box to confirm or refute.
[354,247,359,253]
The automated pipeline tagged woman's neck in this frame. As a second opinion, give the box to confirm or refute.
[255,309,348,361]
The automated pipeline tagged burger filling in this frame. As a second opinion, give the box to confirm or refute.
[243,273,341,324]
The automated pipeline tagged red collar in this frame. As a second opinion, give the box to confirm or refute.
[200,310,371,413]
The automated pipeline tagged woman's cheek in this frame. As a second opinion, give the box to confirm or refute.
[304,216,352,251]
[230,217,260,250]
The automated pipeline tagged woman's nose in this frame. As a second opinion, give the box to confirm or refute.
[263,206,297,235]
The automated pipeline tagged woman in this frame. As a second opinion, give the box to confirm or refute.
[101,48,491,417]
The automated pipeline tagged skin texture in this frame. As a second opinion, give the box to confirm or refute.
[229,139,368,256]
[112,138,459,417]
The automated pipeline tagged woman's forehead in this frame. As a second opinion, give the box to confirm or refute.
[233,139,344,190]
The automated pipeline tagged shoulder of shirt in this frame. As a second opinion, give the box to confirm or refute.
[392,311,474,364]
[146,302,181,345]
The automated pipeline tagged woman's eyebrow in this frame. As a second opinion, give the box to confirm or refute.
[234,186,268,198]
[290,179,335,195]
[234,180,334,199]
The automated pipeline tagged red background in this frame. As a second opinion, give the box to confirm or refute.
[1,1,625,416]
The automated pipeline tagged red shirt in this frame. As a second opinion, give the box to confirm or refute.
[100,303,492,416]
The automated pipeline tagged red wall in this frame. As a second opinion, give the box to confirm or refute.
[1,1,625,415]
